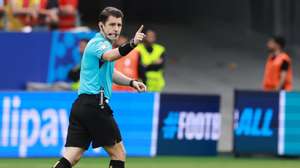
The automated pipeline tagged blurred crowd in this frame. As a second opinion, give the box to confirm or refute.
[0,0,87,32]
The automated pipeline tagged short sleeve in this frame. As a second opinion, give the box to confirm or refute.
[95,41,112,59]
[281,60,289,71]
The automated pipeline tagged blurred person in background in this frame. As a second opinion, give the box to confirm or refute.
[112,35,140,91]
[36,0,59,30]
[262,36,293,91]
[6,0,39,31]
[6,0,58,31]
[136,29,166,92]
[67,38,89,90]
[58,0,78,31]
[0,0,4,30]
[26,38,88,91]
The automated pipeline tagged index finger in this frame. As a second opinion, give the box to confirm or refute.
[137,25,144,33]
[141,84,147,91]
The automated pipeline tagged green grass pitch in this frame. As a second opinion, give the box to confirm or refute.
[0,156,299,168]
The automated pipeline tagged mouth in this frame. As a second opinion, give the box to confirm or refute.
[108,33,119,38]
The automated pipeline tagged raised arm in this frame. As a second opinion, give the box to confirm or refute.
[102,25,145,62]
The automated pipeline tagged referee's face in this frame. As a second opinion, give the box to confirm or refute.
[99,16,123,42]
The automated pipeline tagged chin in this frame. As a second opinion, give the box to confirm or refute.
[108,36,118,42]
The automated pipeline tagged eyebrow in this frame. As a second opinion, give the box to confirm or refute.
[110,22,122,25]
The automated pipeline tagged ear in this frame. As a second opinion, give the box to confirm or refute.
[98,22,104,31]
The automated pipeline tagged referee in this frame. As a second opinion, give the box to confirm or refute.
[52,7,146,168]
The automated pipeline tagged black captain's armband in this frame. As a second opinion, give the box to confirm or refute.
[118,39,136,56]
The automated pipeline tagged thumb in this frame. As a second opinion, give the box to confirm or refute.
[137,25,144,33]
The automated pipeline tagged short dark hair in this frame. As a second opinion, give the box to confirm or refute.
[98,7,124,23]
[271,36,286,49]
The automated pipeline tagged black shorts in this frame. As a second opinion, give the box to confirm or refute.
[65,94,122,149]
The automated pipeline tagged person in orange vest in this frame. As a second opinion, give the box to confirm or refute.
[262,36,293,91]
[112,35,140,91]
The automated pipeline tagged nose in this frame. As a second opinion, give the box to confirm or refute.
[114,27,119,32]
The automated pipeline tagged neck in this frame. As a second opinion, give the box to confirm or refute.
[273,50,283,56]
[145,42,152,47]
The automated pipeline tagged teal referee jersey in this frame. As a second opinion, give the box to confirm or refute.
[78,33,114,99]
